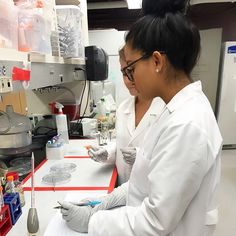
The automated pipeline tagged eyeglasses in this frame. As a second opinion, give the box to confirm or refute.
[121,54,151,82]
[121,51,165,82]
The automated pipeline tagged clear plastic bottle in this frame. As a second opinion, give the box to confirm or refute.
[0,172,7,195]
[6,172,25,207]
[0,186,4,208]
[5,175,16,194]
[0,186,4,222]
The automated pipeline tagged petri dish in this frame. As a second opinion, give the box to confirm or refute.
[10,156,31,166]
[50,162,77,173]
[42,172,71,185]
[9,157,32,176]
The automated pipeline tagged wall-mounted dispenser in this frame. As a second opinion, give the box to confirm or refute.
[85,46,108,81]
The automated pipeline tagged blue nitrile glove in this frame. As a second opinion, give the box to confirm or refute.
[59,184,127,233]
[120,147,136,165]
[88,145,108,163]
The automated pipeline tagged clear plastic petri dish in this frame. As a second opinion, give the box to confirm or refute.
[50,162,77,173]
[42,172,71,185]
[10,156,31,166]
[9,157,32,176]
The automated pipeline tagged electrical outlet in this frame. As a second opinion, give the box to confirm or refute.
[5,78,13,92]
[0,77,13,93]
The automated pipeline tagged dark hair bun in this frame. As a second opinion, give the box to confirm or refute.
[142,0,189,16]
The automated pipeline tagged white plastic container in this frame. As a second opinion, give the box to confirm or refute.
[97,98,107,117]
[45,0,60,56]
[0,0,18,49]
[17,2,52,54]
[46,143,64,160]
[56,5,84,58]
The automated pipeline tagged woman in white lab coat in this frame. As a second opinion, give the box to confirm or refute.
[88,47,165,185]
[59,0,222,235]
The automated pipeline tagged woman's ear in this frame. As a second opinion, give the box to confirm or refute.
[152,51,164,73]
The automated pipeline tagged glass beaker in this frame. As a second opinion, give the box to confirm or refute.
[90,130,102,146]
[100,121,109,145]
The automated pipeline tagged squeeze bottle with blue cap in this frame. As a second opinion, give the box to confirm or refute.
[55,102,69,144]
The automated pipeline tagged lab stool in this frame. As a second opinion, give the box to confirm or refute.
[3,193,22,225]
[0,205,12,236]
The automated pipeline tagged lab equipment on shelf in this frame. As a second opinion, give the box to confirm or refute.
[17,0,52,54]
[0,0,18,49]
[56,5,84,58]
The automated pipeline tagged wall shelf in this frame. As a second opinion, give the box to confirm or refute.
[0,49,86,93]
[190,0,232,4]
[56,0,80,5]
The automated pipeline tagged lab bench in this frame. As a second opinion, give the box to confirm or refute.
[7,139,117,236]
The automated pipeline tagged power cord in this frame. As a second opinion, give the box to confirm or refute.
[70,81,91,135]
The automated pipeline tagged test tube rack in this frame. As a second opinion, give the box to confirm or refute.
[3,193,22,225]
[0,205,12,236]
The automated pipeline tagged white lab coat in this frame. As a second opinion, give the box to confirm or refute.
[105,96,165,185]
[89,81,222,236]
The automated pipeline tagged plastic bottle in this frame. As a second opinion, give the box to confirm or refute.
[55,102,69,144]
[0,186,4,222]
[6,172,25,207]
[0,186,4,208]
[5,176,16,194]
[97,98,106,118]
[0,178,5,194]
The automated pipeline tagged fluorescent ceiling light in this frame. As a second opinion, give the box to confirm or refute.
[126,0,142,9]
